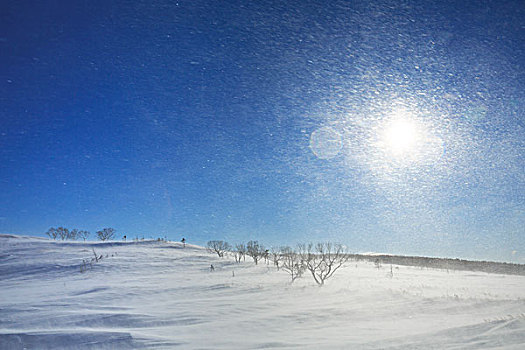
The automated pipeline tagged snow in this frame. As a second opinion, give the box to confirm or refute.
[1,234,524,349]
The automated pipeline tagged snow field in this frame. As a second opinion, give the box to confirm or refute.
[1,235,524,349]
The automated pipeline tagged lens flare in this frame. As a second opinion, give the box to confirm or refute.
[310,126,343,159]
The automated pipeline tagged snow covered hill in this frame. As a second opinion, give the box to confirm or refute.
[1,234,524,349]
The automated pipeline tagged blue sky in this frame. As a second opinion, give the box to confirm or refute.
[1,0,524,262]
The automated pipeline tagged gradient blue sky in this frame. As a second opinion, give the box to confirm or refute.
[1,0,524,262]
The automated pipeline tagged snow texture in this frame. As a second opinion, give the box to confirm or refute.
[1,234,524,349]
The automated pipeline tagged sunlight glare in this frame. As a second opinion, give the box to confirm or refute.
[384,119,418,155]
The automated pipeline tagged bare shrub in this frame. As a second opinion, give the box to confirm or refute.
[80,259,89,273]
[374,258,382,269]
[298,243,349,286]
[384,258,394,278]
[80,248,115,273]
[92,248,101,262]
[206,240,231,257]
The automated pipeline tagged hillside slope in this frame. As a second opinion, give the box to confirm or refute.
[1,235,524,349]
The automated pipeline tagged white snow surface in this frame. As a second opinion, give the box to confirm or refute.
[1,234,524,349]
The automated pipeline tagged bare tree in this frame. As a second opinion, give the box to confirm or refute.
[46,227,89,241]
[234,243,246,262]
[56,227,70,240]
[280,246,305,283]
[77,230,90,241]
[246,240,265,265]
[206,240,231,257]
[270,247,284,270]
[263,249,270,264]
[69,229,79,240]
[97,227,116,241]
[45,227,58,240]
[298,243,349,286]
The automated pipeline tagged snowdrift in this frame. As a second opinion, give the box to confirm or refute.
[1,234,524,349]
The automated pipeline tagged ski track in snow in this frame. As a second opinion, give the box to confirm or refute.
[1,234,524,349]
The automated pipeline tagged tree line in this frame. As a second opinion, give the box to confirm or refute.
[45,227,118,241]
[206,240,349,286]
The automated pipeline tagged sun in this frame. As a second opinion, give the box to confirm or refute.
[374,106,430,163]
[383,119,419,155]
[369,107,445,170]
